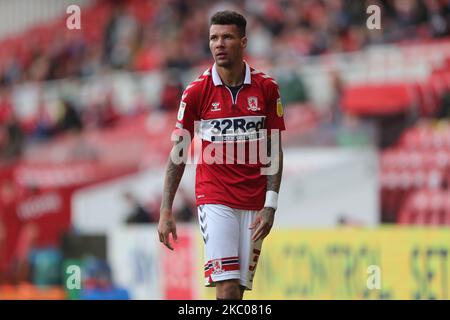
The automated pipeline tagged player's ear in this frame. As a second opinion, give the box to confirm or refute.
[241,36,247,49]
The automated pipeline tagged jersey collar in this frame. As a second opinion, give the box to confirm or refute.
[212,61,251,86]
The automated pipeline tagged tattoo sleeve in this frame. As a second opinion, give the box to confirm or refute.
[266,134,283,193]
[161,140,187,210]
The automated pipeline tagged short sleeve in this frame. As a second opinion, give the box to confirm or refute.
[174,87,199,139]
[265,81,286,133]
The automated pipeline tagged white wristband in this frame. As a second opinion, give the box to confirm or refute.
[264,191,278,210]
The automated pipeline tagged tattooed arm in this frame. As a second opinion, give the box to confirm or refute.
[267,134,283,193]
[250,133,283,242]
[158,139,188,250]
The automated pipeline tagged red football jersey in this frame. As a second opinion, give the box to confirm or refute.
[174,62,285,210]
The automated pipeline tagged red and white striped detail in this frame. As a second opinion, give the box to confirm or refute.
[204,256,240,279]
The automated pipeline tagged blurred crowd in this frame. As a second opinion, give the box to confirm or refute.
[1,0,450,164]
[0,91,123,164]
[2,0,450,86]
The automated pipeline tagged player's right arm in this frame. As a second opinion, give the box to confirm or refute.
[158,140,186,250]
[158,84,199,250]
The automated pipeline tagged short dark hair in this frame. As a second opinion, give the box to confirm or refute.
[210,10,247,37]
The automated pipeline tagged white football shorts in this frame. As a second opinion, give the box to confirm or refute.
[197,204,263,290]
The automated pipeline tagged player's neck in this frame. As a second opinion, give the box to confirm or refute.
[216,60,245,87]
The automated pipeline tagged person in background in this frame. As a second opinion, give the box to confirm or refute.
[123,192,156,224]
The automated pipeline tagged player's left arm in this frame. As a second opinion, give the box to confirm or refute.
[266,133,283,193]
[251,77,285,242]
[251,133,283,242]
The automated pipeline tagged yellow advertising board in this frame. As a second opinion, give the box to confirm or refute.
[198,227,450,300]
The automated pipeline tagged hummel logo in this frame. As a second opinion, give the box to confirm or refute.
[211,102,221,111]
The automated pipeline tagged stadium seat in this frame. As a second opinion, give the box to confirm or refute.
[341,83,414,116]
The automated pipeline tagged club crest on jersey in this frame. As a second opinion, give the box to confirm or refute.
[211,102,221,112]
[212,260,224,275]
[177,101,186,121]
[247,96,259,111]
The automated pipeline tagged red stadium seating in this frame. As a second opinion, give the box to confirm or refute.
[380,120,450,223]
[341,83,415,116]
[398,189,450,225]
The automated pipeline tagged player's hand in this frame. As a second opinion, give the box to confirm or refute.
[158,208,178,250]
[250,207,275,242]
